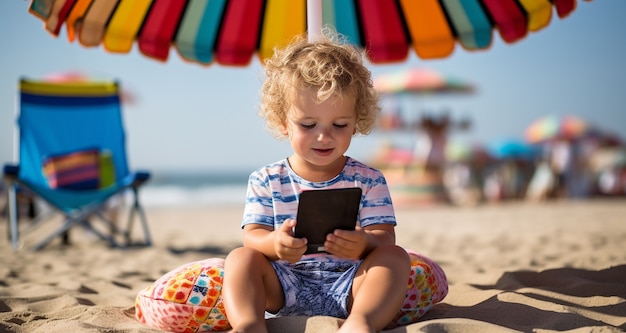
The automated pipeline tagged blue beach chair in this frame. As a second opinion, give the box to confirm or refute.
[3,78,152,250]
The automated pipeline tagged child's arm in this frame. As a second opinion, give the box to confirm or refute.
[325,223,396,260]
[242,219,308,263]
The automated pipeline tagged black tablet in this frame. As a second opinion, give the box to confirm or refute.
[294,187,362,254]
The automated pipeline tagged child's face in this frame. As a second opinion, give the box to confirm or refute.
[282,87,356,174]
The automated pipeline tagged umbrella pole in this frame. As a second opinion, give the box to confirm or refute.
[307,0,323,41]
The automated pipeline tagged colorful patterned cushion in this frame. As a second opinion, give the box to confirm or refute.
[135,258,229,332]
[387,248,449,329]
[135,249,447,332]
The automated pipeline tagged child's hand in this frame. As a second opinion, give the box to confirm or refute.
[274,219,307,263]
[324,226,368,259]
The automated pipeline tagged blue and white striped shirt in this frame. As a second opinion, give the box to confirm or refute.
[242,157,396,230]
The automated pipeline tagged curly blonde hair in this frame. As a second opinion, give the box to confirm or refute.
[259,32,380,139]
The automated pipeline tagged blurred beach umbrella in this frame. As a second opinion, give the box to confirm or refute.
[373,68,474,133]
[524,114,591,143]
[444,139,492,162]
[27,0,589,67]
[445,140,487,163]
[42,71,137,105]
[585,129,624,148]
[590,148,626,172]
[374,67,475,95]
[445,140,473,162]
[486,139,538,160]
[43,71,95,83]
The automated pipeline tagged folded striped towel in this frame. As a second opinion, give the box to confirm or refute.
[43,148,115,190]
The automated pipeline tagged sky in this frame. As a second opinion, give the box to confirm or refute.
[1,1,625,174]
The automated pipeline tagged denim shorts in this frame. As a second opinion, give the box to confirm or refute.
[269,256,362,318]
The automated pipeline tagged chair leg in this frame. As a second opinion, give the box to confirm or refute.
[12,187,152,250]
[124,188,152,246]
[32,218,78,251]
[62,230,70,245]
[136,198,151,246]
[80,218,119,248]
[123,207,135,245]
[31,202,110,250]
[27,199,36,219]
[7,184,20,250]
[2,195,7,241]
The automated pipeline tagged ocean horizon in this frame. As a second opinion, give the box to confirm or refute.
[141,169,250,207]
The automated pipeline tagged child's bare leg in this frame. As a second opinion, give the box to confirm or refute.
[223,247,284,333]
[339,245,410,333]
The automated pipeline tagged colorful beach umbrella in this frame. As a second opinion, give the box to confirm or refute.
[486,139,538,160]
[445,140,479,162]
[524,114,591,143]
[28,0,591,67]
[41,71,137,105]
[373,67,475,95]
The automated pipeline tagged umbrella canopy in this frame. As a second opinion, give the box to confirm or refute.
[486,139,539,160]
[589,148,626,172]
[445,140,486,163]
[584,129,624,148]
[28,0,590,67]
[41,71,137,105]
[373,67,475,95]
[524,114,591,143]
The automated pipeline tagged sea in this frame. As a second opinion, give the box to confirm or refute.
[141,170,250,207]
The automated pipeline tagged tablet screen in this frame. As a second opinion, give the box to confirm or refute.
[294,187,362,254]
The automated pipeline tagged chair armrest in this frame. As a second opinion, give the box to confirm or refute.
[3,164,20,182]
[131,171,151,188]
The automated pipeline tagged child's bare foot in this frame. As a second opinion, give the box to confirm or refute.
[337,315,376,333]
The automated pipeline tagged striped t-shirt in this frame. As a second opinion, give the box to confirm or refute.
[242,157,396,230]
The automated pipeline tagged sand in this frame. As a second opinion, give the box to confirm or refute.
[1,198,625,332]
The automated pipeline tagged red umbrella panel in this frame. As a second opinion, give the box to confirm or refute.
[28,0,591,67]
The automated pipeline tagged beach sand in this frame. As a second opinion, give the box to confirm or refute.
[1,198,625,332]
